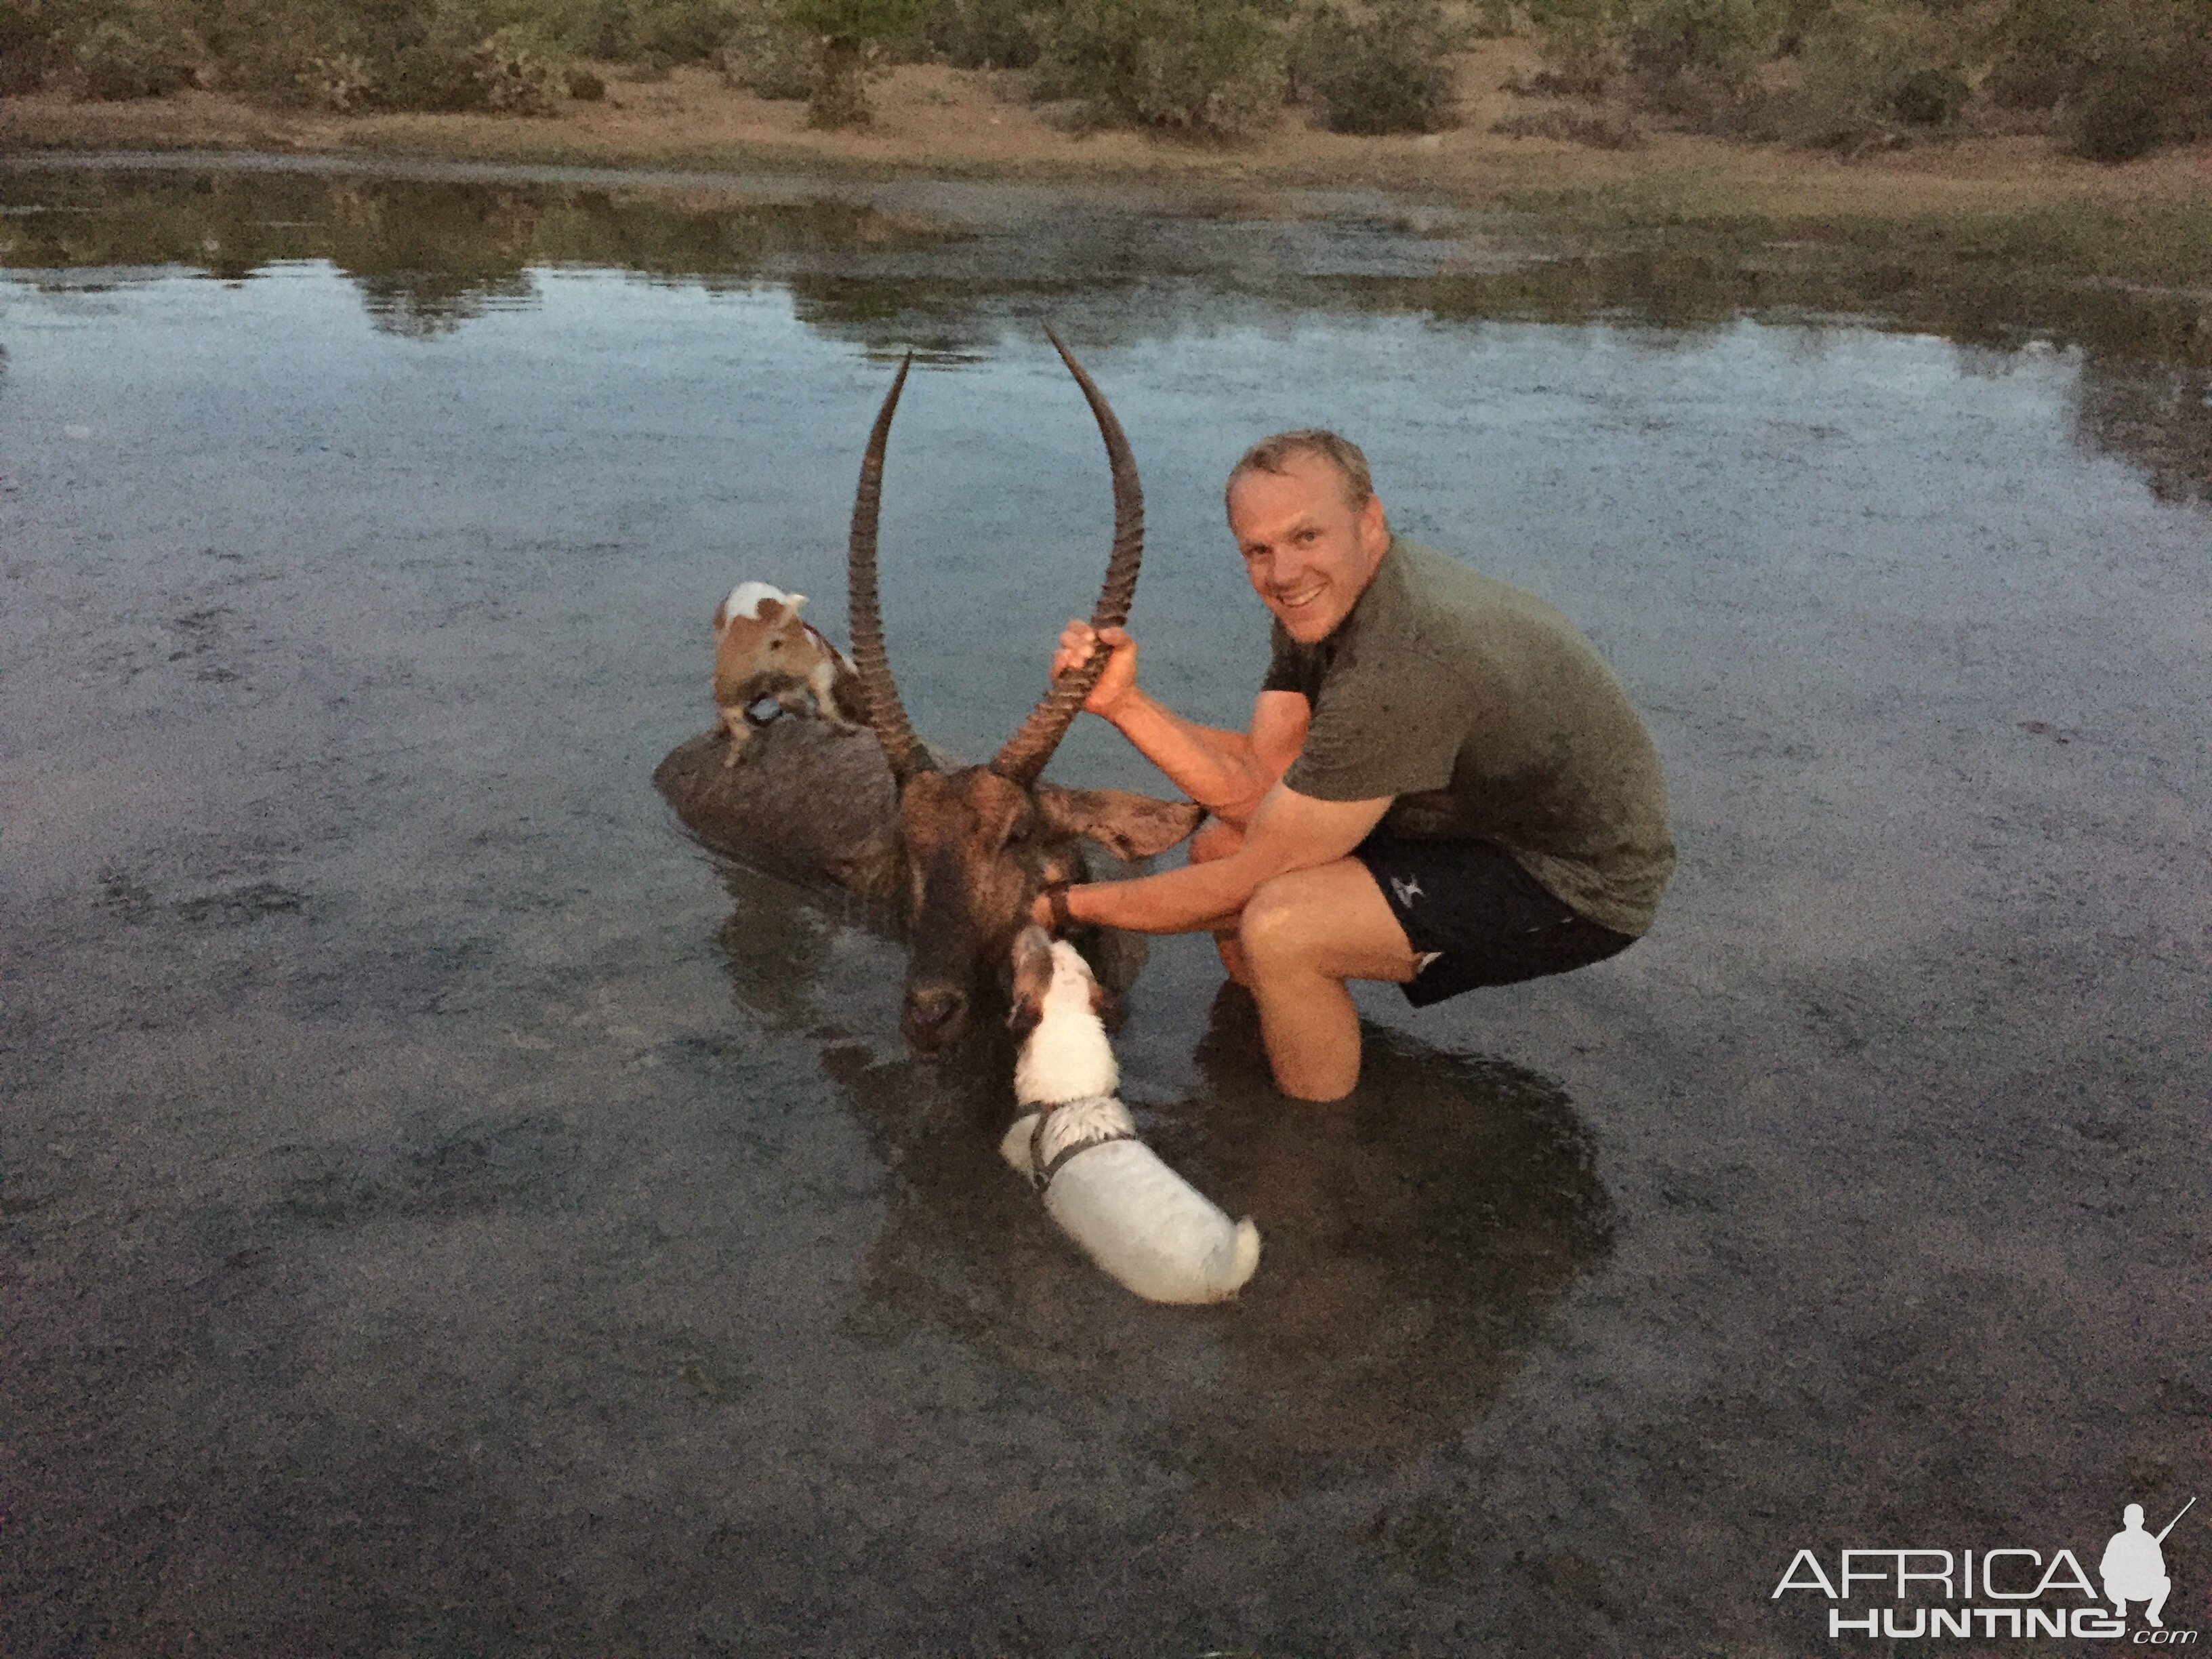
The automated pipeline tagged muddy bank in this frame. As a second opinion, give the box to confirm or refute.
[1,171,2208,1654]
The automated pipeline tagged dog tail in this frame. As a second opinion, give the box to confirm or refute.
[1226,1218,1261,1294]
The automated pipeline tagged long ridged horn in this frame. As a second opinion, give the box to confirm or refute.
[989,328,1145,786]
[846,353,935,787]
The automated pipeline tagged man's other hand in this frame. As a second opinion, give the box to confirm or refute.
[1051,621,1139,718]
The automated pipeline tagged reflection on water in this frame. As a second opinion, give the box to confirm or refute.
[4,159,2205,502]
[0,169,953,336]
[2074,363,2212,505]
[715,855,1611,1493]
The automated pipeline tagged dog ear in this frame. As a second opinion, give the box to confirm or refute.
[1006,925,1057,1034]
[1087,976,1126,1033]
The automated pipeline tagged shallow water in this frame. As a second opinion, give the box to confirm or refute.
[3,157,2208,1655]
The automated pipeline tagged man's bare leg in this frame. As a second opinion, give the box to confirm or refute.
[1238,860,1419,1101]
[1187,817,1254,986]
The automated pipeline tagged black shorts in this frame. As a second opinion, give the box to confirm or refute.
[1351,832,1637,1008]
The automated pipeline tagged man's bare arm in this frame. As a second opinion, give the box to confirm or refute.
[1054,780,1391,936]
[1103,687,1309,825]
[1052,621,1308,823]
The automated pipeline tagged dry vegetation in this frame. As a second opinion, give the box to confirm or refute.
[3,0,2209,260]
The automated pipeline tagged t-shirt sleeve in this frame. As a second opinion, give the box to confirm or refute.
[1282,643,1469,803]
[1260,621,1322,700]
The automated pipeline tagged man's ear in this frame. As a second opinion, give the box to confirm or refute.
[1033,782,1204,861]
[1359,493,1389,569]
[825,824,905,903]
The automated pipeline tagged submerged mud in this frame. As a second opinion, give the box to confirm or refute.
[1,159,2207,1655]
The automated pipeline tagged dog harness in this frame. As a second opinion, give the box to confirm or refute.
[1008,1097,1136,1195]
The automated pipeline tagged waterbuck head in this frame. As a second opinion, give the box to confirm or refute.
[836,332,1202,1056]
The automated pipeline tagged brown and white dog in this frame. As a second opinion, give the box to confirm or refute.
[1002,926,1261,1304]
[712,582,867,766]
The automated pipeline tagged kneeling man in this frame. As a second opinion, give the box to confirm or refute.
[1034,429,1675,1103]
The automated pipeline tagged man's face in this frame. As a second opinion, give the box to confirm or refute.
[1228,453,1390,644]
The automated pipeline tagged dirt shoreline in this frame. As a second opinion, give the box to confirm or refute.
[7,45,2211,232]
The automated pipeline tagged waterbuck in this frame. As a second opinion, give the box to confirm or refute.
[655,333,1203,1054]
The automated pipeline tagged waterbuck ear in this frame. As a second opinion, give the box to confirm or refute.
[1031,783,1204,861]
[825,823,906,903]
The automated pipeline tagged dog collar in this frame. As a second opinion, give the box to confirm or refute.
[1015,1097,1136,1195]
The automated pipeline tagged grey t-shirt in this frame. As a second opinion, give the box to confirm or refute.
[1265,537,1675,937]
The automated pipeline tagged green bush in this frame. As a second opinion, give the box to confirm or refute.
[297,48,378,107]
[920,0,1042,67]
[1627,0,1784,84]
[2067,0,2212,159]
[1528,0,1624,94]
[1624,0,1784,120]
[624,0,740,60]
[806,33,873,120]
[1038,0,1288,138]
[552,0,743,63]
[197,0,346,102]
[1294,0,1460,134]
[1985,0,2093,108]
[476,21,565,108]
[2074,77,2164,158]
[1775,0,1969,147]
[1467,0,1515,36]
[788,0,922,123]
[565,61,605,93]
[384,4,503,106]
[716,0,815,94]
[1887,62,1965,123]
[71,14,199,98]
[1984,0,2211,157]
[46,0,657,111]
[0,0,75,94]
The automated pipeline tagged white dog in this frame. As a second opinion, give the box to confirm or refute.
[1002,926,1260,1305]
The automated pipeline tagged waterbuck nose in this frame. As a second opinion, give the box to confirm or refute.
[902,984,969,1054]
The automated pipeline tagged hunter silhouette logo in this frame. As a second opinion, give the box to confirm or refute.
[1771,1495,2201,1642]
[2103,1498,2195,1629]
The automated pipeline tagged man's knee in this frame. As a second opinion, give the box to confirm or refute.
[1238,872,1319,972]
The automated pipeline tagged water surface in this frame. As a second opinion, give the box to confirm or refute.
[3,157,2207,1656]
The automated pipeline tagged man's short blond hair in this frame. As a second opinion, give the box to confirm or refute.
[1225,429,1376,517]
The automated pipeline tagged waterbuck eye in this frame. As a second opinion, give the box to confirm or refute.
[994,803,1037,853]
